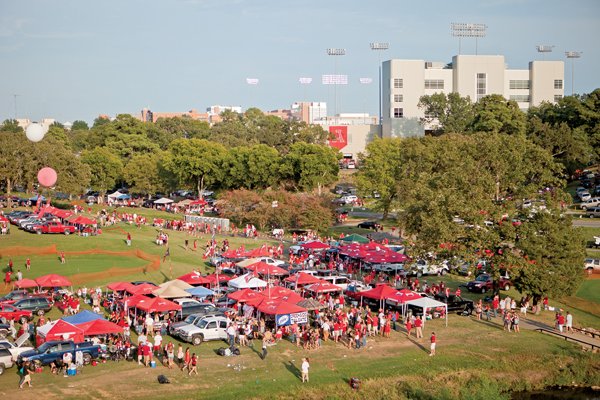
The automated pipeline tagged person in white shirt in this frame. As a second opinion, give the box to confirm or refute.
[566,311,573,332]
[301,357,310,382]
[154,333,162,354]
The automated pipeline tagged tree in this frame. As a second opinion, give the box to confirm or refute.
[280,143,340,194]
[81,147,123,194]
[71,120,89,131]
[0,119,23,133]
[153,117,210,148]
[123,152,165,195]
[0,130,30,199]
[418,92,474,135]
[162,139,227,195]
[511,212,586,299]
[225,145,281,189]
[471,94,527,136]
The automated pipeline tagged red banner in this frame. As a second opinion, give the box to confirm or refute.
[328,126,348,150]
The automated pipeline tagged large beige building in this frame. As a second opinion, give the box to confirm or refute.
[382,55,564,137]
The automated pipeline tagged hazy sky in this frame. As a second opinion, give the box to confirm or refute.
[1,0,598,123]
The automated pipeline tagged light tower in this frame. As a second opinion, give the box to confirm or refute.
[326,48,346,116]
[565,51,582,96]
[536,45,554,60]
[451,23,487,55]
[370,42,389,136]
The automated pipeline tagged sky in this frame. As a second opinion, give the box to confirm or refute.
[0,0,599,124]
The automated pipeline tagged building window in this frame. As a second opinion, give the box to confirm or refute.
[554,95,563,103]
[394,94,403,103]
[477,73,487,101]
[554,79,563,89]
[424,79,444,89]
[509,80,530,90]
[393,108,404,118]
[509,95,530,103]
[394,78,403,89]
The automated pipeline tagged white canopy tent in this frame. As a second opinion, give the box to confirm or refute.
[154,197,174,205]
[228,273,267,289]
[404,297,448,327]
[107,190,125,199]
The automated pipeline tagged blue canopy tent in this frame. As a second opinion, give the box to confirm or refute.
[62,310,105,325]
[115,193,130,200]
[185,286,215,298]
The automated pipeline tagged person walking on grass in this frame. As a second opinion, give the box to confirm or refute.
[301,357,310,383]
[126,232,131,246]
[181,347,191,372]
[429,332,436,356]
[60,251,66,264]
[19,361,33,389]
[188,353,198,376]
[566,311,573,333]
[414,316,423,339]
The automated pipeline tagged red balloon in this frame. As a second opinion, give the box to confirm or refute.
[37,167,57,187]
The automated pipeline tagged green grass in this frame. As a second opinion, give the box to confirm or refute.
[575,280,600,304]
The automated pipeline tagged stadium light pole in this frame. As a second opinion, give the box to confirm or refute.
[326,48,346,116]
[565,51,582,96]
[536,45,554,60]
[451,23,487,55]
[370,42,389,137]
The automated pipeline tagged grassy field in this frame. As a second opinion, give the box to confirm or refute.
[0,207,598,399]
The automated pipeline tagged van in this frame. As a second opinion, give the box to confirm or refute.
[586,207,600,218]
[321,275,350,290]
[581,197,600,210]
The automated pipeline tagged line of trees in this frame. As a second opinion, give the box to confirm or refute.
[0,109,340,198]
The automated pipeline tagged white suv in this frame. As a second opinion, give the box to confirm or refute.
[174,315,228,345]
[340,195,358,205]
[584,258,600,271]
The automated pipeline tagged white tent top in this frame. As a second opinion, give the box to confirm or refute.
[228,273,267,289]
[108,190,125,198]
[152,285,192,299]
[158,279,193,290]
[404,297,448,327]
[154,197,174,204]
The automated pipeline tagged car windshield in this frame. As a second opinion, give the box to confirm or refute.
[475,275,489,282]
[184,315,196,323]
[195,319,209,329]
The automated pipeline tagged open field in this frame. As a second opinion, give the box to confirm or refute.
[0,207,598,399]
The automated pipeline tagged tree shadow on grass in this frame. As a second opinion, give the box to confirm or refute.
[283,361,300,380]
[471,317,505,331]
[248,342,262,359]
[407,336,429,354]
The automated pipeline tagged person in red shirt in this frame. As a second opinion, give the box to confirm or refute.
[430,332,436,356]
[414,316,423,339]
[4,270,11,288]
[405,319,413,338]
[455,288,462,297]
[25,258,31,271]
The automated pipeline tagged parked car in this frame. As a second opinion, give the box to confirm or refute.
[0,333,34,360]
[340,195,358,204]
[466,274,512,293]
[586,207,600,218]
[357,221,382,230]
[0,347,14,375]
[169,312,225,335]
[580,197,600,210]
[12,297,52,316]
[0,304,33,324]
[173,315,229,345]
[172,299,220,320]
[18,340,102,366]
[433,294,475,315]
[584,258,600,271]
[32,221,76,235]
[0,290,31,305]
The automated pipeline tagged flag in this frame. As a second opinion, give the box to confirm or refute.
[244,272,254,283]
[359,77,373,84]
[35,195,42,212]
[322,74,348,85]
[246,78,259,85]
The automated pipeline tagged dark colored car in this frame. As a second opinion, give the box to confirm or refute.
[0,290,31,305]
[466,274,512,293]
[13,297,52,316]
[177,302,219,320]
[18,340,102,366]
[357,221,382,230]
[433,294,475,315]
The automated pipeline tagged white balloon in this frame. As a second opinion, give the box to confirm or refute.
[26,123,45,142]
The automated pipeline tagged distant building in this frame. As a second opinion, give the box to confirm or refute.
[140,108,210,123]
[314,113,378,126]
[265,109,293,121]
[291,102,327,124]
[382,54,564,137]
[16,118,55,131]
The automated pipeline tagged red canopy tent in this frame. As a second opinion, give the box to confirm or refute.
[359,284,398,300]
[177,271,211,286]
[36,274,72,288]
[205,273,232,286]
[304,280,344,294]
[244,247,272,258]
[77,319,125,336]
[13,278,38,289]
[284,272,322,287]
[221,248,247,259]
[227,288,261,303]
[245,262,289,276]
[135,297,182,313]
[107,282,134,292]
[125,283,156,296]
[36,319,84,346]
[69,216,96,225]
[387,289,422,304]
[257,299,306,315]
[299,241,330,250]
[189,199,207,206]
[120,294,150,309]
